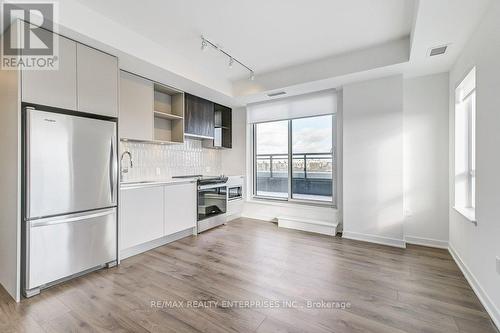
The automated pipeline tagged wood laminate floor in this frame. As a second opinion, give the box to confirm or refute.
[0,218,498,333]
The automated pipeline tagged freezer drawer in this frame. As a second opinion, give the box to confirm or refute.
[26,108,118,219]
[25,208,117,291]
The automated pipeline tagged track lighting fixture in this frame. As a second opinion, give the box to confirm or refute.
[200,35,255,81]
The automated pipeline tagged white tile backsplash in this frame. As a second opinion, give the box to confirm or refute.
[120,139,222,182]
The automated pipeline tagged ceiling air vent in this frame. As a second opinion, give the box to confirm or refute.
[429,45,448,57]
[267,91,286,97]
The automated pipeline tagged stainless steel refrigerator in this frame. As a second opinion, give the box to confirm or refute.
[23,107,118,297]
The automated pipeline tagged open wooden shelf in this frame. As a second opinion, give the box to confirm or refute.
[154,111,183,120]
[153,83,185,143]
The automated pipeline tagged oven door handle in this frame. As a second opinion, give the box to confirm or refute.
[198,184,227,190]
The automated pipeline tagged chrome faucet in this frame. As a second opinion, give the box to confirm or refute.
[120,151,133,181]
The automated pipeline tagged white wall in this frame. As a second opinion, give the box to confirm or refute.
[448,0,500,327]
[221,107,247,176]
[342,75,405,247]
[403,73,449,248]
[0,60,21,301]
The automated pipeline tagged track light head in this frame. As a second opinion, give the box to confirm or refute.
[200,35,254,78]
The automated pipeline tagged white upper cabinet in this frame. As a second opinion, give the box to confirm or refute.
[21,27,118,117]
[164,183,197,235]
[22,30,77,110]
[77,44,118,117]
[119,71,154,140]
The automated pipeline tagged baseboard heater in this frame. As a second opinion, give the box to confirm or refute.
[277,216,338,236]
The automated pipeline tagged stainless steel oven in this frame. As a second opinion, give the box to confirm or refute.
[197,184,227,221]
[197,180,228,233]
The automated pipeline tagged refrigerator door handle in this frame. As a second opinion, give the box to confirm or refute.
[30,208,116,228]
[109,137,117,204]
[25,107,33,219]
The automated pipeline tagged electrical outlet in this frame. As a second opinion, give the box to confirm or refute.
[496,257,500,275]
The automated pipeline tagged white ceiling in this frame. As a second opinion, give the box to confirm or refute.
[232,0,492,103]
[70,0,491,105]
[76,0,415,81]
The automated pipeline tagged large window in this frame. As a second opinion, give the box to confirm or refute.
[254,114,335,204]
[454,67,476,221]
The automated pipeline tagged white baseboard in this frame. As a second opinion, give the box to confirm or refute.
[404,235,449,249]
[448,244,500,330]
[278,216,338,236]
[226,213,242,222]
[342,231,406,248]
[241,212,277,222]
[120,228,194,260]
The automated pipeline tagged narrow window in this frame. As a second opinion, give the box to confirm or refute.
[291,115,333,202]
[454,67,476,220]
[254,120,289,199]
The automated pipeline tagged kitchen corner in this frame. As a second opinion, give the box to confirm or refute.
[115,67,244,262]
[118,122,244,262]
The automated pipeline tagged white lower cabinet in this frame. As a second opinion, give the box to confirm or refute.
[120,186,164,250]
[164,183,197,235]
[227,199,244,220]
[120,182,197,255]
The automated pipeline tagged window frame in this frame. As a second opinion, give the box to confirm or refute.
[453,67,476,222]
[252,114,336,207]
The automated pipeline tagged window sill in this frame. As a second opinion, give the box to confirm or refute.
[249,196,336,209]
[453,206,477,225]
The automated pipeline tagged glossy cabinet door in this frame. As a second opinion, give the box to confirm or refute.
[205,104,232,149]
[184,93,214,138]
[119,71,154,140]
[164,183,197,235]
[77,44,118,117]
[221,106,232,148]
[120,186,164,250]
[22,29,77,110]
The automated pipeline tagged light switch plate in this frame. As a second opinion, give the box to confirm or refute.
[496,257,500,275]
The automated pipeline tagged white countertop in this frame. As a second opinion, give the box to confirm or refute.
[120,177,198,189]
[120,175,245,189]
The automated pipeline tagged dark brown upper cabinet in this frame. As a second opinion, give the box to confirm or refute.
[184,93,214,138]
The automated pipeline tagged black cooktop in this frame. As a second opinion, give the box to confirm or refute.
[172,175,228,186]
[172,175,203,179]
